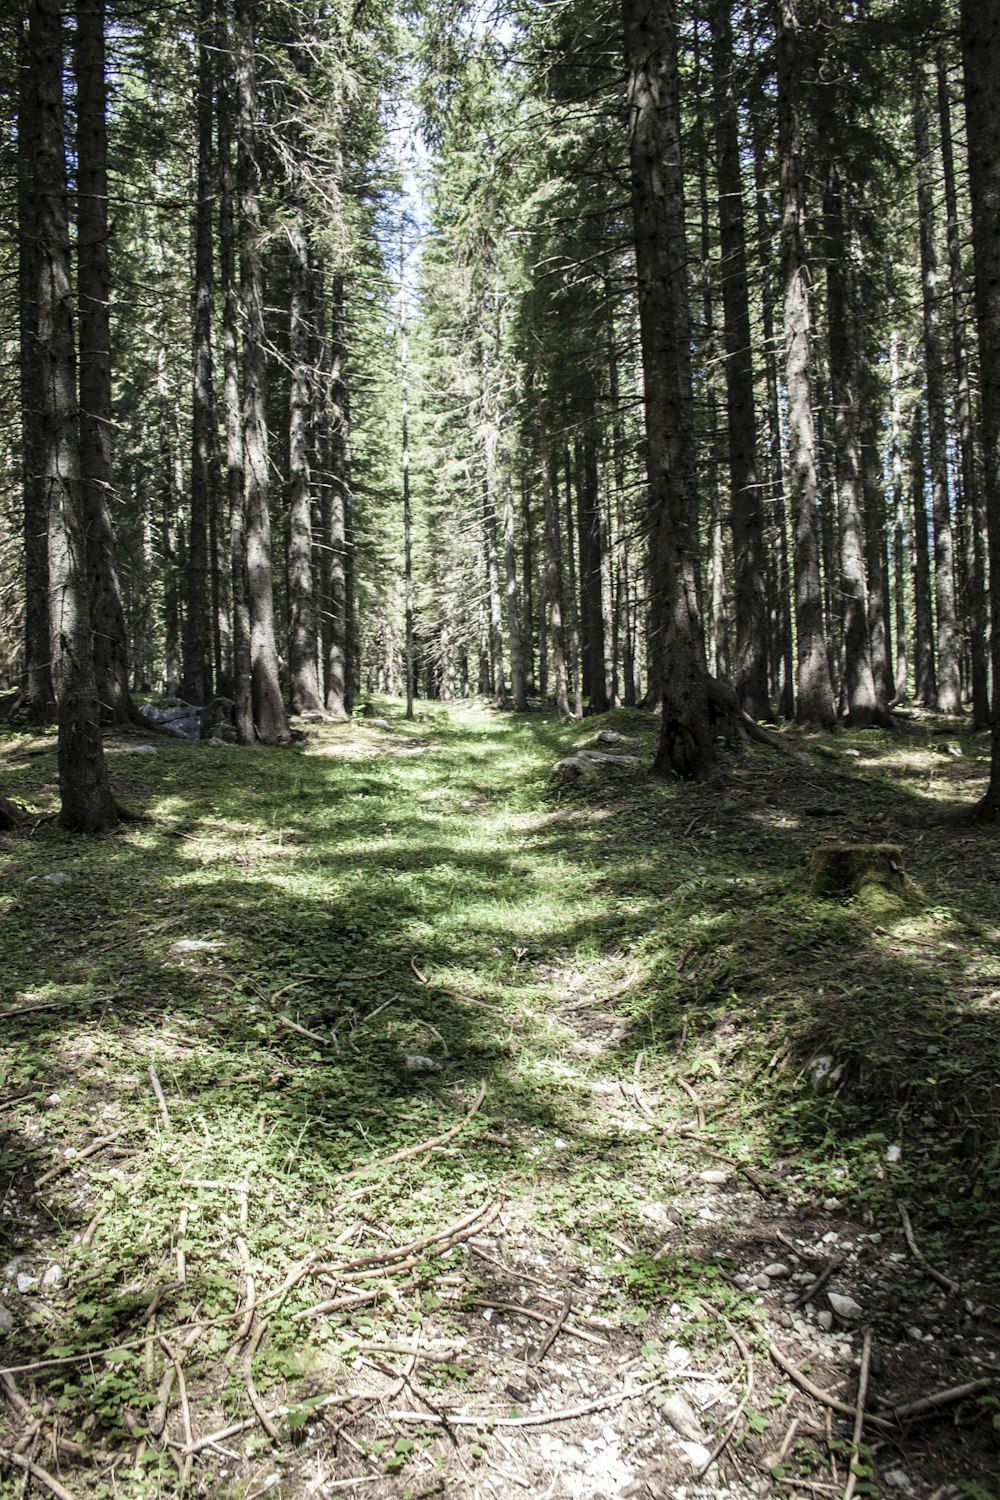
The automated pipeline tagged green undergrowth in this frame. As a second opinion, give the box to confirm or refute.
[1,700,998,1482]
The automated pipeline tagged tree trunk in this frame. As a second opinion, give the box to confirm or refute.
[960,0,1000,808]
[624,0,714,777]
[776,0,836,728]
[217,2,252,741]
[287,190,321,714]
[502,458,527,711]
[910,403,938,706]
[182,0,215,706]
[18,5,53,720]
[712,0,769,718]
[31,0,116,832]
[890,331,908,702]
[322,272,351,720]
[540,403,570,716]
[823,151,878,724]
[235,0,289,744]
[938,50,989,727]
[520,476,536,694]
[914,74,962,714]
[75,0,133,723]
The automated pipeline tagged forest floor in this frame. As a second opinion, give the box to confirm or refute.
[1,700,999,1500]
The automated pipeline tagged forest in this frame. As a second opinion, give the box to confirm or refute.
[2,0,1000,1497]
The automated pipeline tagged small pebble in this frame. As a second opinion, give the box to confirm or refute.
[700,1170,728,1185]
[753,1273,772,1291]
[763,1262,790,1279]
[42,1264,62,1288]
[817,1310,833,1331]
[15,1274,38,1294]
[828,1291,864,1320]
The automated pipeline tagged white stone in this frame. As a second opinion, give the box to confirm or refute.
[817,1310,833,1332]
[132,745,158,755]
[660,1393,703,1443]
[884,1471,914,1493]
[0,1305,12,1332]
[42,1264,62,1287]
[404,1054,443,1072]
[16,1274,38,1294]
[763,1263,790,1279]
[885,1144,902,1163]
[828,1292,863,1320]
[753,1273,772,1291]
[170,939,221,953]
[677,1441,711,1471]
[44,872,70,885]
[700,1170,728,1185]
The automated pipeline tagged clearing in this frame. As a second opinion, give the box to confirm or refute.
[1,703,999,1500]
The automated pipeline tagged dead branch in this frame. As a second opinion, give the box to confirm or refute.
[342,1082,486,1181]
[36,1130,125,1187]
[769,1346,895,1433]
[470,1301,606,1348]
[277,1014,332,1046]
[697,1319,755,1477]
[387,1378,660,1429]
[898,1201,961,1295]
[0,1450,78,1500]
[793,1255,841,1311]
[843,1329,872,1500]
[527,1296,573,1365]
[0,1373,31,1422]
[890,1378,992,1421]
[410,958,512,1020]
[148,1067,172,1134]
[677,1077,706,1131]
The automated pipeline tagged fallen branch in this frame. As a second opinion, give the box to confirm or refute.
[160,1337,195,1484]
[697,1319,755,1478]
[387,1378,660,1429]
[768,1346,894,1433]
[0,1450,78,1500]
[0,1372,31,1422]
[148,1068,172,1134]
[243,1324,280,1442]
[342,1085,486,1181]
[898,1202,960,1295]
[890,1378,992,1421]
[842,1328,872,1500]
[677,1077,706,1132]
[36,1130,125,1187]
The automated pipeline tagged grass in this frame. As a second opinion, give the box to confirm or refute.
[1,700,999,1496]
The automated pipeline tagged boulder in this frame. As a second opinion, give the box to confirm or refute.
[552,750,642,784]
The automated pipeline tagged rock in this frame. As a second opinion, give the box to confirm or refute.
[676,1440,712,1471]
[131,744,158,755]
[43,872,70,885]
[754,1273,772,1291]
[828,1291,864,1320]
[817,1309,833,1331]
[42,1264,63,1288]
[884,1471,914,1494]
[763,1263,790,1279]
[139,696,234,742]
[0,1304,12,1333]
[404,1054,443,1072]
[699,1169,728,1185]
[885,1143,902,1163]
[660,1393,704,1443]
[170,939,221,954]
[16,1274,39,1294]
[596,730,621,744]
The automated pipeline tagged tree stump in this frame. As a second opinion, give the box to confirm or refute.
[809,842,907,899]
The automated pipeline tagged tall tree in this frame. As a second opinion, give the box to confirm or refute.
[960,0,1000,810]
[624,0,713,777]
[235,0,289,743]
[31,0,117,831]
[776,0,836,727]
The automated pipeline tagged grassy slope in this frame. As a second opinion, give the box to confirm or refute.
[1,703,998,1497]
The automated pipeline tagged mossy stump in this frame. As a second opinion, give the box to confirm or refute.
[809,842,907,899]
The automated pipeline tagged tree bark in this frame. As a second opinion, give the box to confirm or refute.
[712,0,769,718]
[910,403,938,706]
[322,272,351,720]
[776,0,836,728]
[960,0,1000,808]
[540,402,570,716]
[31,0,116,832]
[75,0,133,723]
[938,50,989,727]
[217,1,252,741]
[18,5,53,720]
[914,74,962,714]
[235,0,289,744]
[287,190,321,714]
[624,0,714,777]
[182,0,216,706]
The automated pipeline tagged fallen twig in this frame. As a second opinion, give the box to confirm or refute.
[243,1324,280,1442]
[0,1373,31,1422]
[388,1378,661,1429]
[77,1202,110,1247]
[471,1301,605,1348]
[342,1086,487,1180]
[677,1077,706,1131]
[898,1201,960,1295]
[35,1130,125,1188]
[148,1067,172,1134]
[527,1296,572,1366]
[0,1451,78,1500]
[175,1208,188,1287]
[793,1256,841,1311]
[842,1328,872,1500]
[697,1319,755,1478]
[277,1015,332,1046]
[160,1337,195,1485]
[409,959,511,1019]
